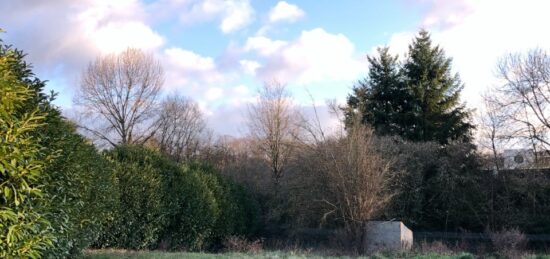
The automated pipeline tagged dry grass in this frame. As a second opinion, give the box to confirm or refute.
[223,236,263,253]
[488,228,528,258]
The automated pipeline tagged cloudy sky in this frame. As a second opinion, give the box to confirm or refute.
[2,0,550,136]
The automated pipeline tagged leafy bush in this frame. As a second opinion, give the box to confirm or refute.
[0,45,53,258]
[162,164,218,250]
[188,164,259,242]
[162,162,259,250]
[0,38,119,257]
[380,140,485,231]
[32,114,119,258]
[99,146,173,249]
[98,146,258,251]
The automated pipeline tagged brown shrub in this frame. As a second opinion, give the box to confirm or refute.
[223,236,263,253]
[488,228,527,258]
[417,241,453,255]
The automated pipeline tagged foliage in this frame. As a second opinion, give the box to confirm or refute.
[345,30,473,144]
[163,163,259,250]
[282,120,394,254]
[0,44,53,258]
[380,139,486,231]
[99,146,175,249]
[41,119,118,257]
[1,37,119,257]
[345,47,409,136]
[164,164,218,250]
[97,146,258,251]
[402,30,473,143]
[189,164,259,241]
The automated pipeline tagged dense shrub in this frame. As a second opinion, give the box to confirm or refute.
[97,146,259,251]
[1,37,115,258]
[99,146,177,249]
[162,163,259,250]
[189,164,259,241]
[0,45,53,258]
[380,140,486,231]
[163,164,218,250]
[0,38,119,257]
[41,119,118,257]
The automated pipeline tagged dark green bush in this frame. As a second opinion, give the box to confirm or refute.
[41,119,118,258]
[163,166,218,250]
[1,37,118,258]
[188,164,259,243]
[99,146,258,251]
[0,47,54,258]
[99,146,172,249]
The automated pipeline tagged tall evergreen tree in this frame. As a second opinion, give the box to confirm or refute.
[345,30,473,144]
[345,47,410,136]
[403,30,473,144]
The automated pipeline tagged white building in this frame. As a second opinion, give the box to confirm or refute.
[498,149,550,170]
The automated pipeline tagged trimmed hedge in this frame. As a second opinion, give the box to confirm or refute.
[97,145,259,251]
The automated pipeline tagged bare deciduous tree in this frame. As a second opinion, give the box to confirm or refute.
[478,92,516,173]
[299,104,393,254]
[492,48,550,153]
[246,82,301,187]
[75,48,164,146]
[155,94,208,162]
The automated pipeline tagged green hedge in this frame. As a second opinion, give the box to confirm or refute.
[41,119,118,258]
[1,38,119,258]
[97,146,259,251]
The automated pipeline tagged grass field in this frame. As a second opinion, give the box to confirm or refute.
[83,249,481,259]
[84,249,550,259]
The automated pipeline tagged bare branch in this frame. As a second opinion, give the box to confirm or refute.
[74,48,164,146]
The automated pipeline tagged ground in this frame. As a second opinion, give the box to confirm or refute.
[84,249,485,259]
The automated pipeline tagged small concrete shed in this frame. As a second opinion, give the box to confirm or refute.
[365,221,413,252]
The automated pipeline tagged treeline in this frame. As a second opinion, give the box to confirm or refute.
[2,28,550,257]
[0,39,258,258]
[203,30,550,254]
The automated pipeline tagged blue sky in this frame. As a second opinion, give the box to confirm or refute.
[2,0,550,136]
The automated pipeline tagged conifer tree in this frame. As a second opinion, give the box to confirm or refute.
[403,30,472,144]
[345,47,410,136]
[346,30,473,144]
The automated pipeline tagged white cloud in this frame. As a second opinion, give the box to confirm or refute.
[205,87,224,100]
[232,84,250,95]
[239,59,261,75]
[165,48,217,72]
[268,1,305,23]
[92,21,164,54]
[244,36,287,56]
[72,0,165,55]
[220,0,254,33]
[0,0,164,106]
[244,28,366,84]
[176,0,254,33]
[416,0,475,29]
[388,0,550,109]
[376,31,414,57]
[163,47,226,88]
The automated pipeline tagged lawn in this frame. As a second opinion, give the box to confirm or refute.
[83,249,480,259]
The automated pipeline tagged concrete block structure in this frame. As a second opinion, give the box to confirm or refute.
[365,221,413,252]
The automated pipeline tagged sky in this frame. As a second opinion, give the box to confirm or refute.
[2,0,550,136]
